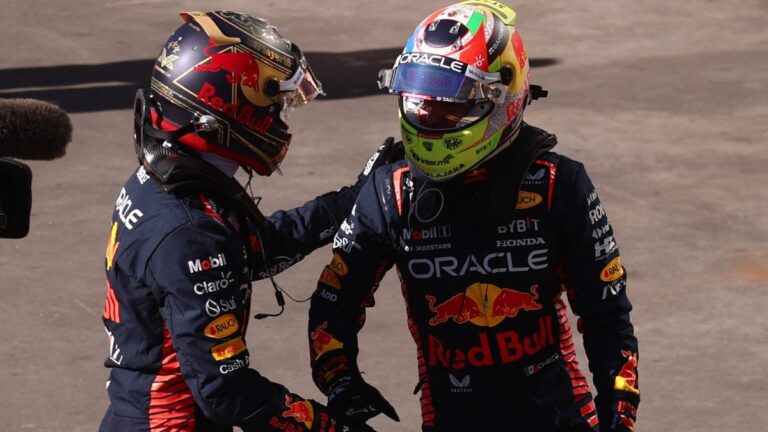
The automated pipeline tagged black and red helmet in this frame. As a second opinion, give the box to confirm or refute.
[146,11,323,175]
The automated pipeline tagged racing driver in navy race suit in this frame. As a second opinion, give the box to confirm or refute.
[308,2,640,431]
[99,11,399,432]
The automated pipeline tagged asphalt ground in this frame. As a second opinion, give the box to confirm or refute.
[1,1,767,430]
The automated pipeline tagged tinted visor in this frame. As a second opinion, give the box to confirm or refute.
[400,95,493,132]
[391,63,480,102]
[280,65,324,111]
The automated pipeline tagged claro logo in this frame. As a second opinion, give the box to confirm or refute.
[188,253,227,274]
[204,314,239,339]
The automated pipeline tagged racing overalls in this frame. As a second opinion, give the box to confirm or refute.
[100,152,361,431]
[309,124,640,431]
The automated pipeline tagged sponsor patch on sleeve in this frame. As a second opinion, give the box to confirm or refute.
[204,314,239,339]
[600,256,624,282]
[328,254,349,276]
[211,336,246,361]
[319,266,342,289]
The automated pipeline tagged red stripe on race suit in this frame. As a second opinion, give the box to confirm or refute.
[553,296,597,419]
[533,160,557,210]
[103,280,121,323]
[392,167,409,217]
[398,267,435,427]
[149,326,196,431]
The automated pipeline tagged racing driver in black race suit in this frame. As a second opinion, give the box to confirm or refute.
[99,11,398,432]
[308,2,640,431]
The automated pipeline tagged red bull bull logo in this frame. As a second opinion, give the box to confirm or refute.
[105,222,119,271]
[614,350,640,395]
[195,38,260,88]
[310,322,343,360]
[426,283,542,327]
[281,395,314,428]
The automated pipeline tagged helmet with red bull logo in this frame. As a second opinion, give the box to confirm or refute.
[142,11,324,176]
[378,0,530,181]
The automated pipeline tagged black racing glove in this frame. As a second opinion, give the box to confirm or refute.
[598,392,639,432]
[252,389,376,432]
[353,137,404,190]
[327,370,400,425]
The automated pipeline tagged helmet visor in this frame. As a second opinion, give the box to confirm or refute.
[400,95,493,132]
[279,65,324,112]
[383,53,503,103]
[391,63,478,102]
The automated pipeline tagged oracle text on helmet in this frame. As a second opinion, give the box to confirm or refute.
[396,53,464,73]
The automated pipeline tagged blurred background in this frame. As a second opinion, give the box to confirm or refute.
[1,1,767,430]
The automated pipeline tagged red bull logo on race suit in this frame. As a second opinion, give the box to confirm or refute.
[426,283,542,327]
[428,315,555,369]
[310,321,343,360]
[281,395,314,428]
[614,350,640,395]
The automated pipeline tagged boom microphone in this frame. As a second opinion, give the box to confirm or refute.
[0,98,72,159]
[1,98,72,238]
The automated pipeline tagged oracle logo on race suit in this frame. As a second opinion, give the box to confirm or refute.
[115,188,144,230]
[407,249,548,279]
[188,253,228,274]
[428,315,555,369]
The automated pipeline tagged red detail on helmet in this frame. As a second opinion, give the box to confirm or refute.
[195,38,261,89]
[511,30,528,69]
[150,112,271,176]
[196,82,274,134]
[417,131,444,139]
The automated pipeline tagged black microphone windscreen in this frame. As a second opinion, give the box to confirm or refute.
[0,98,72,160]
